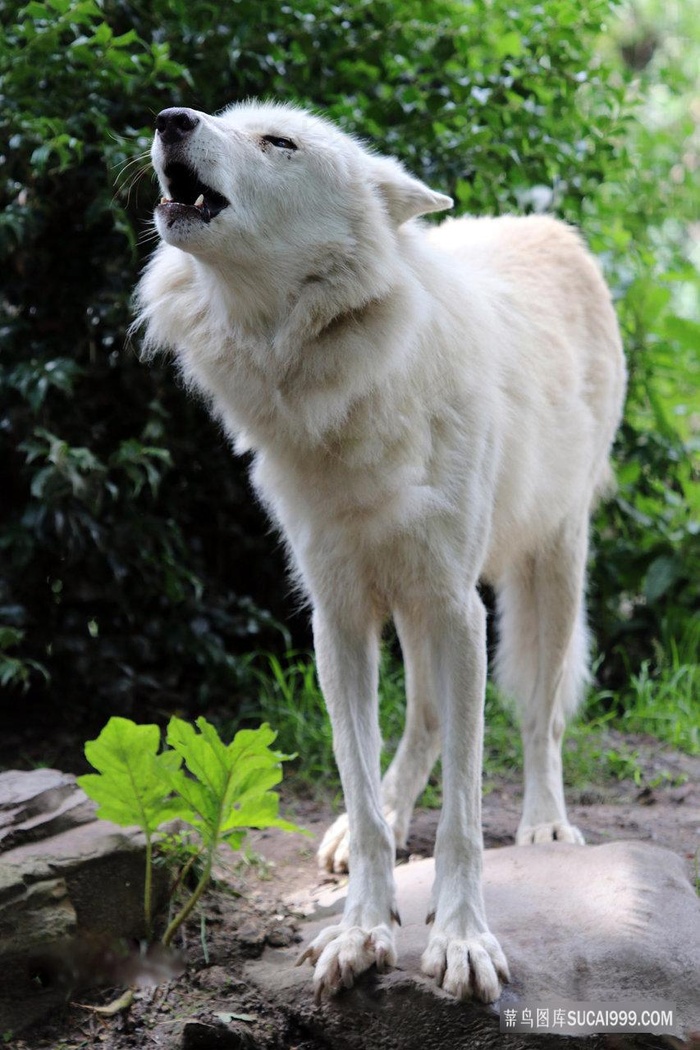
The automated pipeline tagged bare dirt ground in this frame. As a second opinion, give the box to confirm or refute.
[9,731,699,1050]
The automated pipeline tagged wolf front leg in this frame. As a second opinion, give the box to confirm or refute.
[412,590,510,1002]
[317,606,442,874]
[298,606,399,999]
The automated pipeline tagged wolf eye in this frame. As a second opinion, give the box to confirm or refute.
[261,134,298,151]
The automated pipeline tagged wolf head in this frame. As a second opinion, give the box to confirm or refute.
[150,101,453,267]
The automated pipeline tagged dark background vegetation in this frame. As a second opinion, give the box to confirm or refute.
[1,0,697,766]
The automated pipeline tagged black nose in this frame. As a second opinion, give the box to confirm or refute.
[155,108,199,145]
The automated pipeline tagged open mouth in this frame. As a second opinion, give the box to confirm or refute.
[157,162,229,224]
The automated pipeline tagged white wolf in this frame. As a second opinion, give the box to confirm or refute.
[134,101,626,1003]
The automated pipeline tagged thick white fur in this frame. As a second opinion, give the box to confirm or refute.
[134,101,626,1003]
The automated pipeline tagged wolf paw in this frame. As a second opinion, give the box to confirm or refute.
[297,923,397,1001]
[317,813,351,873]
[516,820,585,845]
[317,809,405,873]
[421,929,509,1002]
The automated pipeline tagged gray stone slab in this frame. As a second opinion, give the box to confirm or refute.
[0,771,164,1033]
[245,841,700,1047]
[0,767,96,848]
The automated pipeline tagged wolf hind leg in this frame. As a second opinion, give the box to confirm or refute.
[381,608,442,843]
[495,518,590,845]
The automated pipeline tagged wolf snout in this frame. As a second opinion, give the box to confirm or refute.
[155,108,200,145]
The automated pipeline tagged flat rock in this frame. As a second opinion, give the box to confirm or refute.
[0,767,96,849]
[245,841,700,1048]
[0,769,167,1033]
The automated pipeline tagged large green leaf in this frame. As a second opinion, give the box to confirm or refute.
[165,717,303,849]
[78,716,183,834]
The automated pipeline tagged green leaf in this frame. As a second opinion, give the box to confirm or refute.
[662,314,700,351]
[643,555,682,604]
[78,717,183,835]
[494,31,523,58]
[0,627,23,650]
[165,718,305,850]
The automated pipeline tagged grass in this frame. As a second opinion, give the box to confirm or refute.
[241,650,409,797]
[241,643,698,801]
[481,691,677,793]
[585,623,699,757]
[615,661,698,754]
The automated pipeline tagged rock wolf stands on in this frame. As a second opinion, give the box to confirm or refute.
[133,101,626,1003]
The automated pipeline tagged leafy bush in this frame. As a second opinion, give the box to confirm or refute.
[586,0,699,689]
[1,0,296,727]
[78,716,302,941]
[1,0,695,745]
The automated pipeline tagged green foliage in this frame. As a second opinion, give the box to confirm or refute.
[247,650,410,791]
[590,621,700,755]
[246,649,698,805]
[78,716,302,942]
[1,0,291,724]
[592,420,698,678]
[78,715,184,933]
[0,626,48,691]
[623,662,699,755]
[481,687,633,791]
[246,653,335,785]
[79,716,183,833]
[141,0,625,219]
[160,716,303,945]
[165,717,300,850]
[586,0,699,686]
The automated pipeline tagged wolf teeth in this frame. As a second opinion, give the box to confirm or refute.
[159,194,206,210]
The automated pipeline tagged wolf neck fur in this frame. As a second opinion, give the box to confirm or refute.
[137,224,430,451]
[192,214,403,342]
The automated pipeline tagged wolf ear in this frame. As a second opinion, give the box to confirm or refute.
[370,155,453,225]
